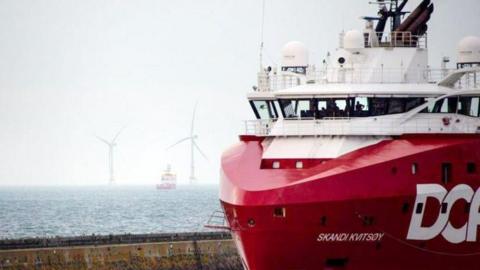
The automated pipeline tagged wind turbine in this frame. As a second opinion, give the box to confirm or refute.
[96,126,126,185]
[166,103,208,185]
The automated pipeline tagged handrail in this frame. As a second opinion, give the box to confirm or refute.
[244,114,480,137]
[256,67,479,92]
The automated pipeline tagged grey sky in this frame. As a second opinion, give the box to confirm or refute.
[0,0,478,185]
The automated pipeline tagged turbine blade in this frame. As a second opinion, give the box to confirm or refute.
[190,101,198,137]
[95,135,111,145]
[166,137,191,150]
[112,125,127,143]
[193,141,208,161]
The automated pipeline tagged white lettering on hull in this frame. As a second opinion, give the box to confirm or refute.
[317,233,384,242]
[407,184,480,243]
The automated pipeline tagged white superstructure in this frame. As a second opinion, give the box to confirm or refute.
[246,1,480,161]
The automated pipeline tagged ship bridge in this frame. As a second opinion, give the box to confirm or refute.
[246,0,480,138]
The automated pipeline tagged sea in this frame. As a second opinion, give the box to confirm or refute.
[0,185,220,239]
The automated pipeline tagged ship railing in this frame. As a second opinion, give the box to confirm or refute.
[453,69,480,89]
[243,115,480,137]
[204,210,230,231]
[244,119,275,136]
[260,68,455,91]
[364,32,428,49]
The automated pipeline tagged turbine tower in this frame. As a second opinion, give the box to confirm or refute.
[96,127,125,185]
[167,103,207,185]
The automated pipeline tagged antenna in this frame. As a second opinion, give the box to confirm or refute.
[364,0,410,40]
[259,0,266,69]
[95,126,126,185]
[166,102,208,185]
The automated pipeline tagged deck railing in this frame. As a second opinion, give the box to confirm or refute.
[363,32,428,49]
[244,116,480,137]
[257,68,479,92]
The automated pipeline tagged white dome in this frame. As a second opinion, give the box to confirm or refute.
[344,30,364,50]
[457,36,480,64]
[281,41,309,67]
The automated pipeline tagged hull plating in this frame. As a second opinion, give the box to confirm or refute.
[220,135,480,270]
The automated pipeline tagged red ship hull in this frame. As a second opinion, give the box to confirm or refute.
[156,183,176,190]
[220,135,480,270]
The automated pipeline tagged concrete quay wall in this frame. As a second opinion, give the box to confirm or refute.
[0,232,241,270]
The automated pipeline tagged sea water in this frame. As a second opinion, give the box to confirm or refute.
[0,185,220,239]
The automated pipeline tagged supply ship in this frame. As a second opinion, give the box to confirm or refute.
[157,164,177,190]
[219,0,480,269]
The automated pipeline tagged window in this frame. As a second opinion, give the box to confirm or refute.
[471,97,480,117]
[276,97,433,119]
[295,161,304,169]
[250,100,278,119]
[297,100,313,118]
[318,98,351,118]
[467,162,477,174]
[281,66,306,74]
[353,97,369,116]
[333,99,348,117]
[412,163,418,175]
[273,207,286,217]
[370,98,388,116]
[387,98,405,114]
[442,163,452,184]
[318,100,327,111]
[405,98,426,111]
[458,97,480,117]
[432,97,459,113]
[279,99,298,118]
[272,161,280,169]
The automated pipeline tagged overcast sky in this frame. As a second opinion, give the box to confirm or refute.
[0,0,478,186]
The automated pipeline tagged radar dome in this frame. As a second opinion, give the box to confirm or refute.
[281,41,309,68]
[457,36,480,64]
[344,30,364,50]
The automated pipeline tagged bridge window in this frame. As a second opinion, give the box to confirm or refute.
[370,98,389,116]
[279,99,299,118]
[406,98,425,111]
[424,96,480,116]
[277,97,427,119]
[431,97,458,113]
[458,97,480,117]
[353,97,369,116]
[297,100,313,118]
[250,100,278,120]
